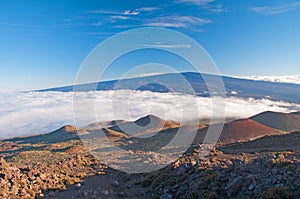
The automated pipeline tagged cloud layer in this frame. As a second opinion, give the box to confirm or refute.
[237,75,300,85]
[0,90,300,139]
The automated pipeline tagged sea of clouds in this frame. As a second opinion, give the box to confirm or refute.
[237,75,300,84]
[0,90,300,139]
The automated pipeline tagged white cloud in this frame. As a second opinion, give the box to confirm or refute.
[88,7,159,28]
[174,0,224,13]
[113,25,134,29]
[250,2,300,15]
[88,8,209,30]
[175,0,214,6]
[0,91,300,139]
[123,10,140,16]
[236,75,300,84]
[208,4,224,13]
[145,16,211,28]
[89,10,139,16]
[89,7,158,16]
[142,43,192,49]
[125,72,169,78]
[145,22,186,28]
[137,7,159,12]
[110,16,130,20]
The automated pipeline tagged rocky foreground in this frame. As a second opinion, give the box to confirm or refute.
[0,152,106,198]
[45,147,300,199]
[0,144,299,199]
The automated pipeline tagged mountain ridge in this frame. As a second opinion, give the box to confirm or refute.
[2,112,291,151]
[37,72,300,104]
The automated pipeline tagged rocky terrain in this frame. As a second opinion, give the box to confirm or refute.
[45,147,300,199]
[0,111,299,198]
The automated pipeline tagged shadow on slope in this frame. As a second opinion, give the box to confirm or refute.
[4,125,82,144]
[221,131,300,154]
[250,111,300,132]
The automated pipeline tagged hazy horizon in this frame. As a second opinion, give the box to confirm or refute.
[1,72,300,92]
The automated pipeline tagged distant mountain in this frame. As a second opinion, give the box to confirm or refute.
[193,119,284,144]
[85,115,181,151]
[250,111,300,132]
[85,115,179,133]
[38,72,300,104]
[3,113,289,147]
[85,120,127,130]
[1,115,180,151]
[109,115,179,137]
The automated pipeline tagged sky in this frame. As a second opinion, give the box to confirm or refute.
[0,0,299,90]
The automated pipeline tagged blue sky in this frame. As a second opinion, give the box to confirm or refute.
[0,0,299,90]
